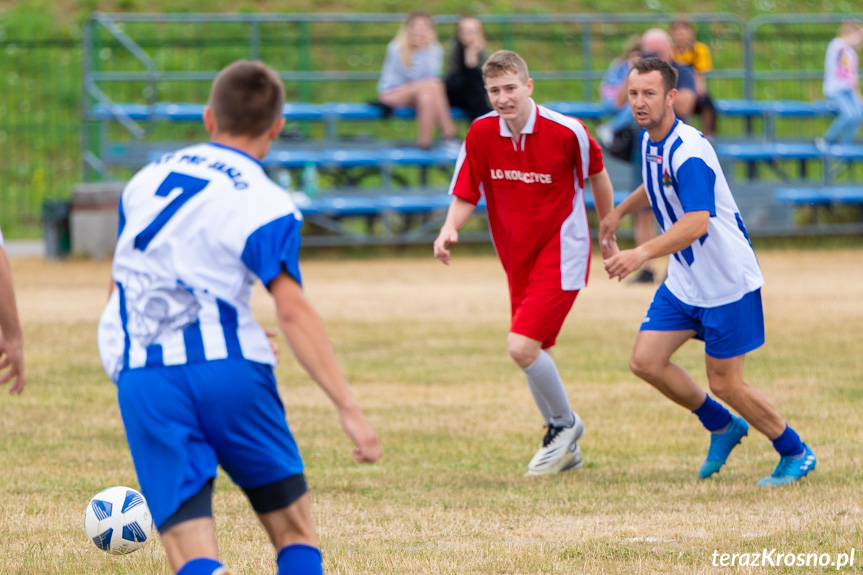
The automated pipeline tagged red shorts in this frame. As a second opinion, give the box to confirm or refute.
[510,287,579,349]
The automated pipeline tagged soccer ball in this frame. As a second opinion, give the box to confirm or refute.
[84,486,153,554]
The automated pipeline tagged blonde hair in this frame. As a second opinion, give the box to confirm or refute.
[838,19,863,38]
[394,11,436,69]
[482,50,530,83]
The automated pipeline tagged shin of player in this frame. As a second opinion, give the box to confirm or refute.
[599,57,815,486]
[433,50,618,476]
[98,60,382,575]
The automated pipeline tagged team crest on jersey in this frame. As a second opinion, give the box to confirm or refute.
[662,169,673,188]
[646,153,662,164]
[123,273,202,347]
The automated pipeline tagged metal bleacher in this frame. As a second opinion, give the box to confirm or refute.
[81,12,863,247]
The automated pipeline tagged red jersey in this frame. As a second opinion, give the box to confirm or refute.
[449,101,604,296]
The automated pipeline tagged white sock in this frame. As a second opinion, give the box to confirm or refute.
[523,350,575,428]
[527,375,552,423]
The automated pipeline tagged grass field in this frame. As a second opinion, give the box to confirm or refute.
[1,246,862,574]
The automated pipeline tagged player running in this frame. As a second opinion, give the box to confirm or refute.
[0,224,25,395]
[98,60,381,575]
[433,50,617,476]
[600,57,816,486]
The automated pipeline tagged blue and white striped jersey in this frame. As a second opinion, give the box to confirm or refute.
[98,142,303,382]
[639,119,764,307]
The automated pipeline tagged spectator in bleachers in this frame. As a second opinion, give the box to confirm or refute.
[444,16,492,122]
[596,36,643,152]
[670,18,717,137]
[818,20,863,148]
[378,11,459,150]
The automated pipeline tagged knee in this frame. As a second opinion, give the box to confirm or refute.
[628,350,663,382]
[706,370,737,401]
[508,337,539,368]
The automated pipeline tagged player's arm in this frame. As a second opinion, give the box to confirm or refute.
[604,210,709,281]
[433,196,476,266]
[0,247,25,394]
[587,168,619,259]
[269,272,381,463]
[599,183,651,249]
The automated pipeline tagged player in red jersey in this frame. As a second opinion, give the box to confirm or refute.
[433,50,617,475]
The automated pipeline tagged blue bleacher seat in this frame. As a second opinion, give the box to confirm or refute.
[775,186,863,206]
[263,149,322,169]
[714,142,822,161]
[543,101,617,119]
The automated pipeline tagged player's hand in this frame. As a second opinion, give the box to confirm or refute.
[599,213,620,247]
[433,226,459,266]
[264,328,279,362]
[600,237,620,260]
[0,335,25,395]
[338,405,382,463]
[604,246,648,281]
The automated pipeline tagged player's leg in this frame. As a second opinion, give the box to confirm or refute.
[631,285,748,478]
[117,367,228,574]
[701,288,815,484]
[705,353,814,485]
[256,494,322,575]
[193,359,323,573]
[629,329,704,409]
[508,332,574,428]
[510,288,584,475]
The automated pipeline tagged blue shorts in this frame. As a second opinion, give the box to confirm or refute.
[640,284,765,359]
[117,359,304,529]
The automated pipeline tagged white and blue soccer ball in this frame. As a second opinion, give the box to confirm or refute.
[84,486,153,554]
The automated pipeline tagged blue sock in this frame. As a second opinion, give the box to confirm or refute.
[177,558,226,575]
[277,544,323,575]
[771,425,805,458]
[692,394,733,432]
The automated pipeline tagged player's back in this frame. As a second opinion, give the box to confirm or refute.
[98,142,302,381]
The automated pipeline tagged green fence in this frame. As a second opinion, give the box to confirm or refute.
[2,12,862,238]
[0,36,81,238]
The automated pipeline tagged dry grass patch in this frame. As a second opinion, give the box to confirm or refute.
[1,248,861,574]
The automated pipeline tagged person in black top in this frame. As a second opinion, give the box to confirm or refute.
[445,16,493,121]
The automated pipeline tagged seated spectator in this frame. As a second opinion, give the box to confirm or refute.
[596,36,643,150]
[818,20,863,148]
[444,16,492,121]
[670,17,717,137]
[378,11,459,149]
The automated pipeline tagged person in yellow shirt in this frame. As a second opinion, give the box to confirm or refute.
[671,18,717,137]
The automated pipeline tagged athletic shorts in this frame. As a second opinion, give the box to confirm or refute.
[510,286,579,349]
[641,284,765,359]
[116,359,304,529]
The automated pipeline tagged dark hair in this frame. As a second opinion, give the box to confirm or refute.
[208,60,284,137]
[631,57,678,94]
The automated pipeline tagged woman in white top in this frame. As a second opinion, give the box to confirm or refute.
[377,12,458,149]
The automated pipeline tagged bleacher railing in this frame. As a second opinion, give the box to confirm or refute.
[3,12,863,238]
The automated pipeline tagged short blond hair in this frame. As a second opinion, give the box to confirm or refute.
[482,50,530,83]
